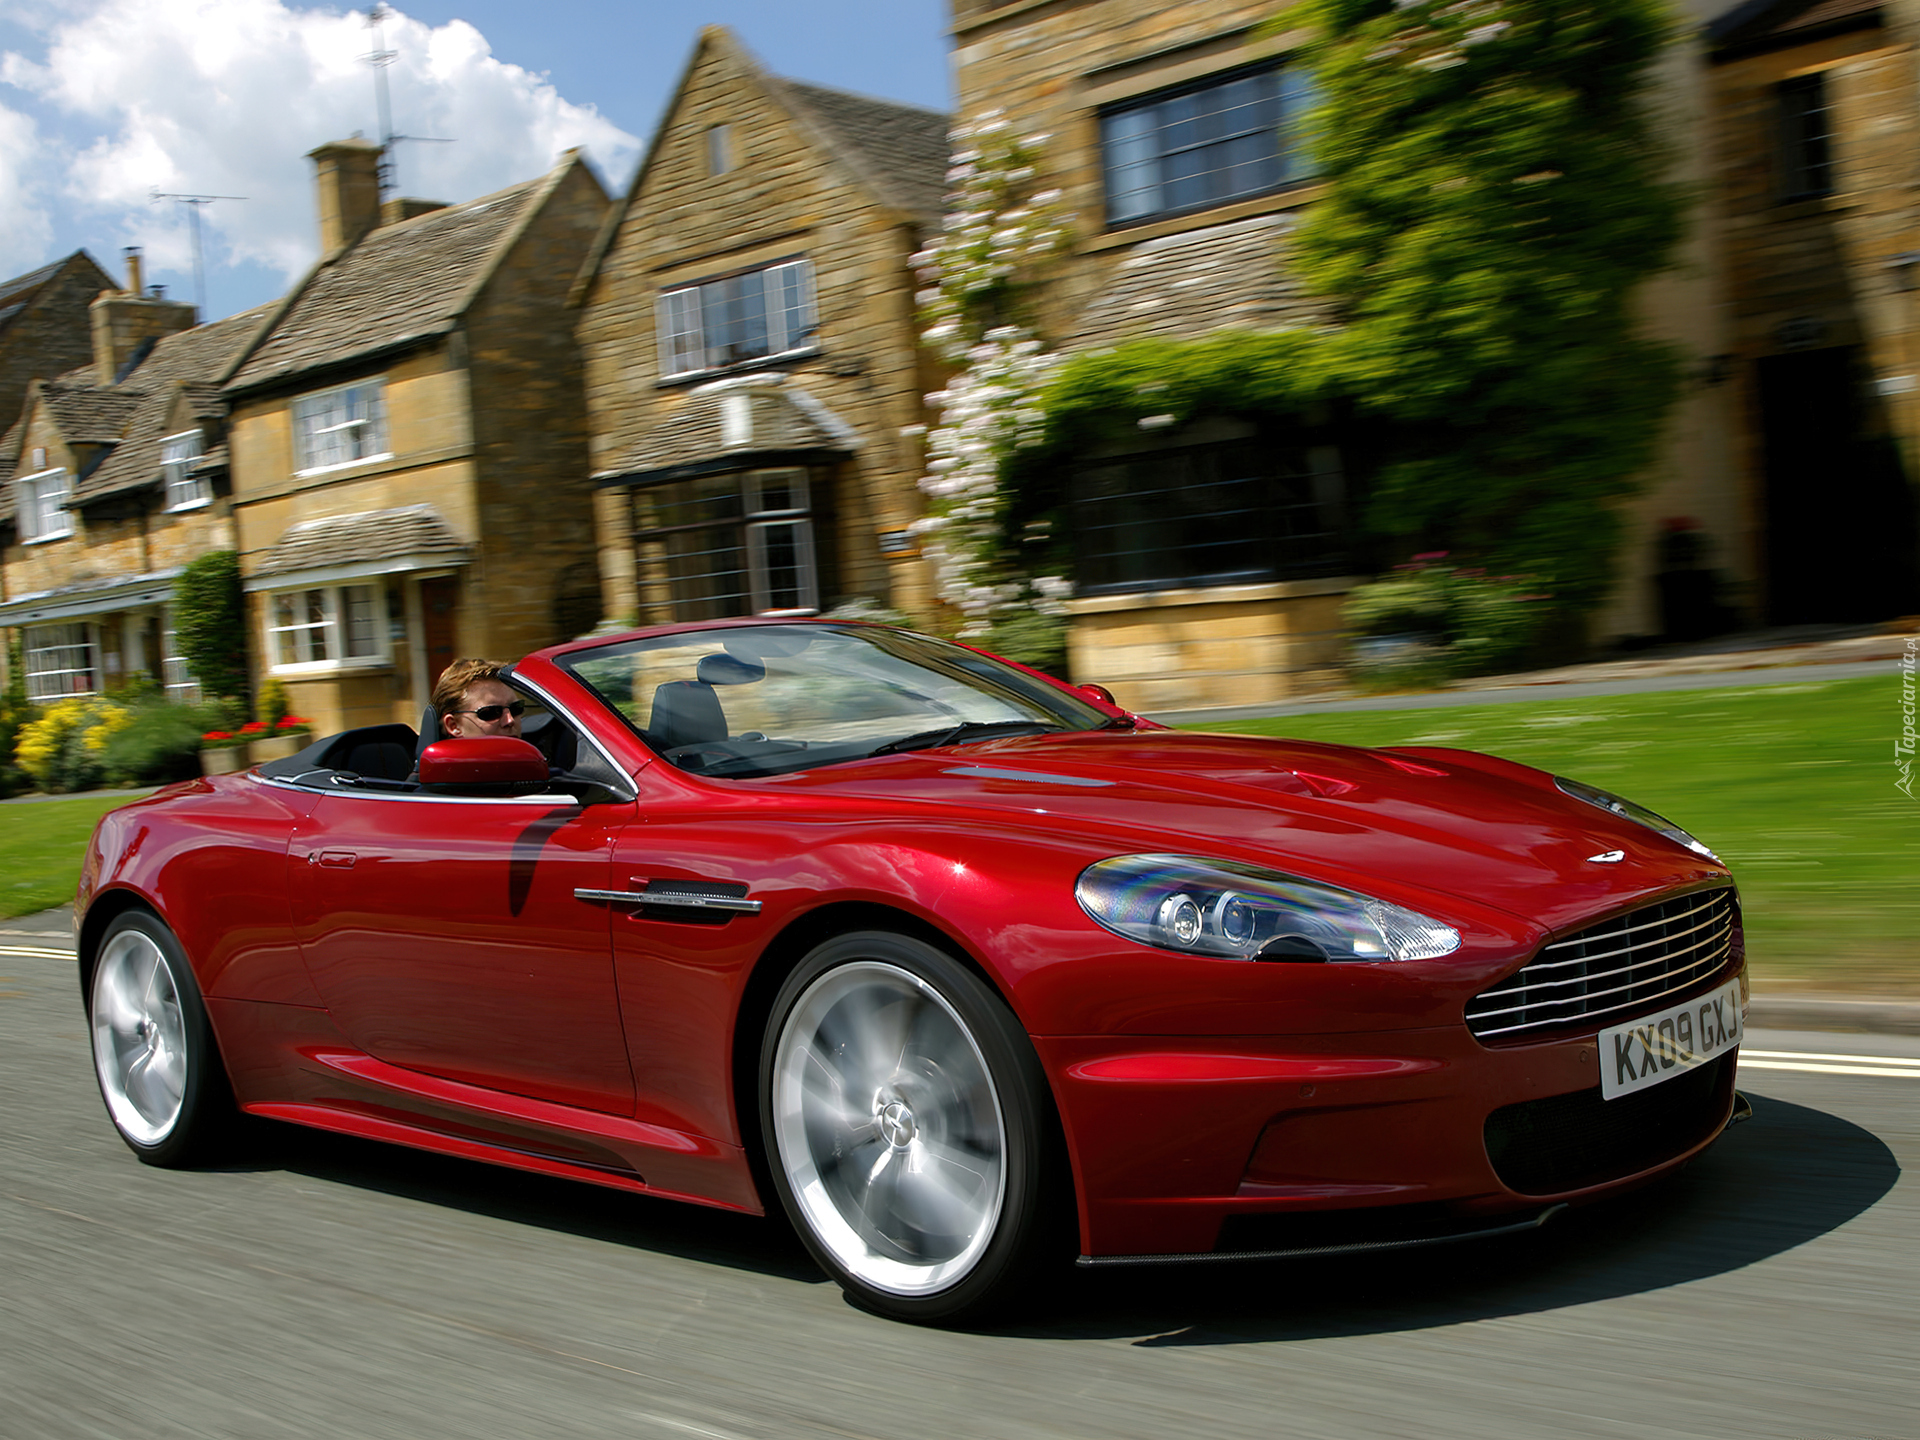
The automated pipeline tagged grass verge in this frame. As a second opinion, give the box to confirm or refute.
[1187,674,1917,993]
[0,793,150,921]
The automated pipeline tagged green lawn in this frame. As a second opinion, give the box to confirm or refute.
[0,793,150,921]
[1187,674,1918,992]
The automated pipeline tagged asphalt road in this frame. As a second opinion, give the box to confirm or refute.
[3,919,1914,1440]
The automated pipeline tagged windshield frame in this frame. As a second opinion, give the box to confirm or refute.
[554,621,1115,779]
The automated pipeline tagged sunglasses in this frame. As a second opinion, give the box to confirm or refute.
[454,701,525,722]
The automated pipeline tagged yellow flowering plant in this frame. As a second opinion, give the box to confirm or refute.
[14,696,133,794]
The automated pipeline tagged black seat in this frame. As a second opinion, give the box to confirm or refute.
[647,680,727,752]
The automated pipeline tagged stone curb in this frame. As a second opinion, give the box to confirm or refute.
[1747,994,1920,1037]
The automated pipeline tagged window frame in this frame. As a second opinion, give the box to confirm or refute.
[1099,59,1317,229]
[656,259,817,380]
[292,378,392,475]
[633,466,825,620]
[264,581,391,675]
[15,466,73,543]
[24,621,98,699]
[1777,72,1834,202]
[160,429,210,511]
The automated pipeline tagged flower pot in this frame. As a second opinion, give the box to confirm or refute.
[200,747,246,776]
[249,734,303,763]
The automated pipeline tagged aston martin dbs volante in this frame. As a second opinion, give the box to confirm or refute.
[79,619,1747,1322]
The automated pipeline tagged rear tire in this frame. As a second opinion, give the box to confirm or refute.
[88,910,235,1167]
[760,931,1064,1324]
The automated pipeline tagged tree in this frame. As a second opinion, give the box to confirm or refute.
[1294,0,1686,624]
[172,550,249,703]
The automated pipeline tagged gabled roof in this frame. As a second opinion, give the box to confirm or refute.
[577,27,950,298]
[69,303,275,503]
[766,77,951,229]
[225,154,590,396]
[0,251,116,343]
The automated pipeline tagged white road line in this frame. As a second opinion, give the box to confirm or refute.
[1740,1048,1920,1079]
[0,945,73,960]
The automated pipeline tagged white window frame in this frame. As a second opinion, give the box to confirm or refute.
[657,259,816,379]
[707,123,732,176]
[160,429,210,510]
[265,582,390,674]
[15,467,73,543]
[292,378,391,475]
[24,622,97,699]
[161,608,202,704]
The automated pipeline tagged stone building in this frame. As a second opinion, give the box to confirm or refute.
[575,26,948,628]
[1702,0,1920,624]
[220,140,611,734]
[0,251,267,700]
[0,250,118,447]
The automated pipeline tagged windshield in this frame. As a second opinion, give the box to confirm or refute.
[558,623,1114,778]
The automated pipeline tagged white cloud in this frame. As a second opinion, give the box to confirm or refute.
[0,0,638,289]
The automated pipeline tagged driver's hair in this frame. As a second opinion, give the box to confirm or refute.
[431,658,511,727]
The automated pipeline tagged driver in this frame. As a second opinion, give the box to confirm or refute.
[432,658,524,740]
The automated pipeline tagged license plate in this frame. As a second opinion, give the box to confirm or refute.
[1599,980,1744,1100]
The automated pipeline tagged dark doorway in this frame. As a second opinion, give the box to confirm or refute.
[1757,347,1920,624]
[420,576,459,689]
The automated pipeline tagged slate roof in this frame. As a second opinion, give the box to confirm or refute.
[1706,0,1879,52]
[224,175,548,394]
[65,304,276,503]
[767,78,951,229]
[1069,215,1335,350]
[247,504,471,582]
[38,383,142,446]
[594,376,860,484]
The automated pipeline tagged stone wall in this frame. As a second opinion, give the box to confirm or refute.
[577,28,938,625]
[0,254,113,438]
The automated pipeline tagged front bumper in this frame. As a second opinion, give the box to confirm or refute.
[1038,965,1747,1258]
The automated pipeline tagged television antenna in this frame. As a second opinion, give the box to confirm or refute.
[149,191,245,318]
[364,4,453,200]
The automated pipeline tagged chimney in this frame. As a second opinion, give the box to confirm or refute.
[381,196,448,227]
[91,251,196,384]
[309,137,385,254]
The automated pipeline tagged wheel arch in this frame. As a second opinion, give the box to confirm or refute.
[76,886,164,1004]
[728,900,1079,1240]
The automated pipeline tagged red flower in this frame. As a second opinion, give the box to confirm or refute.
[202,731,233,742]
[277,715,310,730]
[239,721,268,734]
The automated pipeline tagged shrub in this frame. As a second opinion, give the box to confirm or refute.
[99,702,231,787]
[173,550,248,701]
[14,697,134,794]
[0,693,34,799]
[1345,555,1554,687]
[258,675,292,728]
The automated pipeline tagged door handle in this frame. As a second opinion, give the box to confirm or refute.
[574,879,760,914]
[310,850,358,868]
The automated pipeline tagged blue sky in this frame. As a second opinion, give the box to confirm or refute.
[0,0,953,323]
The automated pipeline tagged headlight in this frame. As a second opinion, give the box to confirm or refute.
[1553,777,1718,860]
[1075,854,1461,963]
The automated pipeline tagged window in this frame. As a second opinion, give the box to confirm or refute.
[267,583,385,670]
[1102,62,1317,226]
[293,379,390,473]
[15,467,72,542]
[1071,436,1348,594]
[707,123,732,176]
[634,467,825,620]
[161,612,201,704]
[24,622,97,699]
[657,260,816,378]
[161,430,209,510]
[1778,74,1832,200]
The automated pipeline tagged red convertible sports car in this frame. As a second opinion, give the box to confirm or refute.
[78,619,1748,1322]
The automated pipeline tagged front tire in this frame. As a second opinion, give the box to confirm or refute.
[760,931,1063,1324]
[88,910,234,1166]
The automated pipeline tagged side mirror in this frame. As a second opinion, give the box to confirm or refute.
[418,736,551,790]
[1078,683,1117,706]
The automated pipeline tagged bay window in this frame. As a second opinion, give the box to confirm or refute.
[266,583,386,670]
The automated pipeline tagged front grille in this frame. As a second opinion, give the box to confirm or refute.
[1484,1053,1734,1194]
[1466,887,1737,1041]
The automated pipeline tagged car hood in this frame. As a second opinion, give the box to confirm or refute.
[762,730,1727,931]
